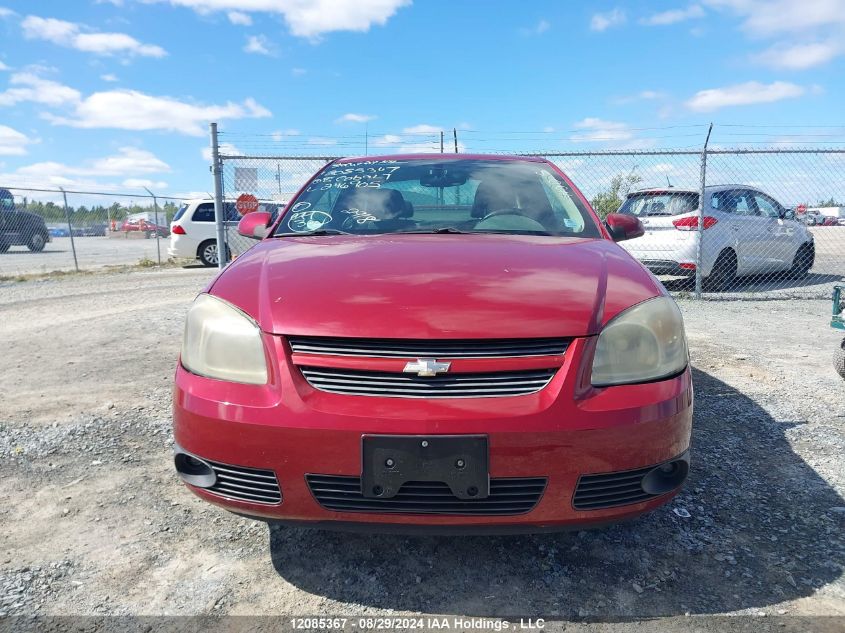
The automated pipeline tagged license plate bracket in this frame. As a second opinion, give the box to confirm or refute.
[361,435,489,500]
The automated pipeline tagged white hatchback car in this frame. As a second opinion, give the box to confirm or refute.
[168,199,284,266]
[618,185,815,289]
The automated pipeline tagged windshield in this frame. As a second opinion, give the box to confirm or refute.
[273,159,601,238]
[0,189,15,212]
[619,192,699,217]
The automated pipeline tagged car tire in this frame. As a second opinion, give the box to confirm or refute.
[788,242,815,278]
[835,338,845,380]
[27,232,47,252]
[704,249,737,292]
[198,240,221,267]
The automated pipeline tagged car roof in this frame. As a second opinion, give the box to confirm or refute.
[628,184,766,196]
[333,153,547,164]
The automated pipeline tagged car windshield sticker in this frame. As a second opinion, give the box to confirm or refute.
[287,210,332,233]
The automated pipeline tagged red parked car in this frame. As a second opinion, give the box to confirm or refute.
[121,218,170,238]
[173,155,692,532]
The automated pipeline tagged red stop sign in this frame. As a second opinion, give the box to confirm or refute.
[236,193,260,215]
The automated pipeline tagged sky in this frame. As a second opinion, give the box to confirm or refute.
[1,0,845,200]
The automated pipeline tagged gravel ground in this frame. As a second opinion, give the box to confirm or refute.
[0,268,843,626]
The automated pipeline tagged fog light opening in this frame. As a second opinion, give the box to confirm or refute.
[641,456,689,495]
[174,451,216,488]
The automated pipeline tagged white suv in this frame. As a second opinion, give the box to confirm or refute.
[168,199,284,266]
[618,185,815,289]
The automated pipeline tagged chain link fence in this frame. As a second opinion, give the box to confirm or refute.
[0,186,180,276]
[217,144,845,299]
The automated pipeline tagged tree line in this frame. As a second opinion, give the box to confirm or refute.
[15,198,180,226]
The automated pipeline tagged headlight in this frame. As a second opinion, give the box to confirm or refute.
[591,296,688,387]
[181,294,268,385]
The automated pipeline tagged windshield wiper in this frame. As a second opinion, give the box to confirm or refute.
[274,228,352,237]
[394,227,471,234]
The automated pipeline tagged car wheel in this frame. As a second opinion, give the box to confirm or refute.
[788,242,814,278]
[198,240,219,267]
[704,249,737,291]
[27,232,47,252]
[835,338,845,380]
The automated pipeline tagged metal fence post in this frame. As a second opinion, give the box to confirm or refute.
[694,123,713,298]
[143,186,162,266]
[59,187,79,272]
[210,122,227,270]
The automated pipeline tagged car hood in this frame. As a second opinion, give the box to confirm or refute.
[210,234,664,338]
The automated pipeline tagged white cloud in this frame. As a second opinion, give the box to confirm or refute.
[148,0,411,39]
[704,0,845,37]
[100,73,118,82]
[271,129,300,140]
[0,125,33,155]
[520,19,550,35]
[122,178,168,189]
[44,90,271,135]
[590,9,626,32]
[542,126,555,133]
[753,40,842,69]
[200,142,240,162]
[685,80,805,111]
[21,15,166,58]
[227,10,251,25]
[0,72,81,107]
[15,147,169,180]
[402,123,441,134]
[372,134,402,146]
[0,61,9,71]
[0,7,16,18]
[572,117,634,142]
[336,112,376,123]
[244,34,272,55]
[613,89,666,104]
[640,4,704,26]
[291,67,307,76]
[0,148,170,192]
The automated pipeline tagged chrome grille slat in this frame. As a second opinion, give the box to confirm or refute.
[288,336,569,359]
[306,475,546,515]
[301,368,555,398]
[204,460,282,505]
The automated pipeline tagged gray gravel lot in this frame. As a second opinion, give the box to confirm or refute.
[0,268,843,625]
[0,236,173,275]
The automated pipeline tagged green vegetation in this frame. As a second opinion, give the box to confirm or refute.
[590,172,643,219]
[16,198,180,226]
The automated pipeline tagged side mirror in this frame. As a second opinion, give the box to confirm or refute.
[237,211,272,240]
[605,213,645,242]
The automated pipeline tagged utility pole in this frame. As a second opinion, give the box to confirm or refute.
[694,122,714,299]
[453,128,458,153]
[209,122,227,270]
[440,130,444,153]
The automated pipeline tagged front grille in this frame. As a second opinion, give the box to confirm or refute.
[300,367,555,398]
[306,475,546,515]
[573,466,656,510]
[288,336,569,358]
[206,460,282,505]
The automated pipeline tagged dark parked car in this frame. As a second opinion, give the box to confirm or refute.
[0,188,51,252]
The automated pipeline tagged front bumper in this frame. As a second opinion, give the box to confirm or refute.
[172,336,693,530]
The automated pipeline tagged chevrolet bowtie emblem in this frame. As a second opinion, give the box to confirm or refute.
[403,358,451,377]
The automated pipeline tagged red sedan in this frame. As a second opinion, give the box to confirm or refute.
[173,154,692,532]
